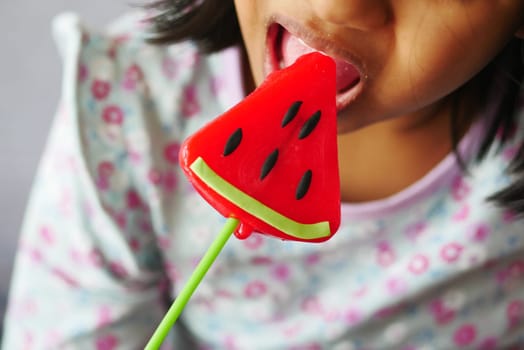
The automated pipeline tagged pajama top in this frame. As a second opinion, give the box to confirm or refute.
[3,11,524,350]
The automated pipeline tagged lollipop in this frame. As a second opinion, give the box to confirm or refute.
[146,52,339,349]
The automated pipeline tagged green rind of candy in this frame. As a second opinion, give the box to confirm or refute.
[190,157,331,240]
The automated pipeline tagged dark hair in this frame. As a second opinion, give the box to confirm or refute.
[144,0,241,52]
[476,38,524,213]
[145,0,524,215]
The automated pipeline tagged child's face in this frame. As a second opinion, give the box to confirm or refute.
[234,1,524,133]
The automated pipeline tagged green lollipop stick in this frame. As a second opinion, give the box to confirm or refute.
[145,217,240,350]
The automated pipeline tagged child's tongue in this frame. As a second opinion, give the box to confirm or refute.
[281,30,360,92]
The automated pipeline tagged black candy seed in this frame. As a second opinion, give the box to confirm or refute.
[260,149,279,180]
[296,170,312,200]
[298,111,321,139]
[281,101,303,127]
[223,128,243,156]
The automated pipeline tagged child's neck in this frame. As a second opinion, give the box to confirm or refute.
[337,99,471,203]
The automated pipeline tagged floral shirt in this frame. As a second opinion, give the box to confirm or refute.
[3,11,524,350]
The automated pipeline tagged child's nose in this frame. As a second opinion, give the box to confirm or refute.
[308,0,391,30]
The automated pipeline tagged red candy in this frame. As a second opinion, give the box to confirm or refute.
[179,52,340,242]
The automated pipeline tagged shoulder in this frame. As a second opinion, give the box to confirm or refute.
[50,10,246,147]
[48,12,245,211]
[52,11,202,109]
[52,11,244,131]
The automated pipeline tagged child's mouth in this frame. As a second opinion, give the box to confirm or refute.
[266,23,364,112]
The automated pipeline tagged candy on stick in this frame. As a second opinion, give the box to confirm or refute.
[145,52,340,349]
[181,52,340,242]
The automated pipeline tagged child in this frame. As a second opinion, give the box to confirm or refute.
[3,0,524,349]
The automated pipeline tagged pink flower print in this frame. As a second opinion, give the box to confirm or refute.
[140,218,154,235]
[96,334,119,350]
[163,170,177,192]
[468,224,490,242]
[478,337,498,350]
[88,248,104,267]
[453,323,476,347]
[305,252,320,265]
[272,264,290,281]
[376,241,396,267]
[435,308,455,325]
[405,221,427,241]
[147,168,178,192]
[102,105,124,125]
[97,161,115,190]
[96,305,112,327]
[51,267,79,287]
[127,148,142,165]
[408,254,429,274]
[164,261,180,283]
[351,286,368,299]
[429,299,455,325]
[30,248,43,263]
[114,34,130,45]
[440,242,463,263]
[23,331,34,348]
[69,249,82,264]
[91,79,111,100]
[162,56,178,79]
[129,238,141,252]
[158,236,171,249]
[163,142,180,164]
[107,45,117,60]
[509,260,524,279]
[223,334,237,350]
[39,225,55,244]
[126,189,143,209]
[506,299,524,328]
[98,161,115,178]
[148,168,162,186]
[385,277,407,295]
[301,296,323,315]
[181,85,200,117]
[107,35,130,59]
[122,64,143,90]
[452,204,470,221]
[282,323,303,338]
[78,63,88,82]
[243,234,263,250]
[495,267,510,286]
[109,261,128,279]
[96,177,109,191]
[502,209,517,223]
[113,211,127,228]
[250,256,273,265]
[344,308,362,325]
[375,305,401,319]
[244,280,267,298]
[451,176,470,201]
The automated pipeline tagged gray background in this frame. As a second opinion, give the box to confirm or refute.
[0,0,129,334]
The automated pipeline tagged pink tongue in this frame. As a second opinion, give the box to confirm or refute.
[281,30,360,92]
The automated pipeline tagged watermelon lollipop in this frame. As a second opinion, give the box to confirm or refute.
[146,52,339,349]
[181,52,340,242]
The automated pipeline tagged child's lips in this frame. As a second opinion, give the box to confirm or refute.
[266,22,364,112]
